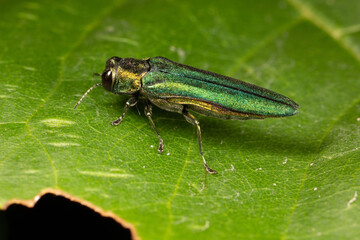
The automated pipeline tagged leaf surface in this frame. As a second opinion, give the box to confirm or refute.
[0,0,359,239]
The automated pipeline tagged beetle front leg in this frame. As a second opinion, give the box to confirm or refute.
[144,101,164,153]
[112,96,138,126]
[182,108,217,174]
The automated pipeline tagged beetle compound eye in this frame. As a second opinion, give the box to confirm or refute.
[102,70,113,91]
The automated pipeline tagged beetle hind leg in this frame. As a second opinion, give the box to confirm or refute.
[182,108,217,174]
[144,101,164,153]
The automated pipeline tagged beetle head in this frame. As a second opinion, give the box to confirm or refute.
[74,57,149,110]
[101,56,149,94]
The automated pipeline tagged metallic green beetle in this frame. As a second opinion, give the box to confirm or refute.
[74,56,299,174]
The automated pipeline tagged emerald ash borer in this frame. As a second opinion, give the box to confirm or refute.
[74,56,299,174]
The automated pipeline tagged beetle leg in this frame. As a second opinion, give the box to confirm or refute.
[182,109,217,174]
[144,101,164,153]
[112,96,138,125]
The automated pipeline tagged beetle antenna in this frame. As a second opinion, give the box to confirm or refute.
[93,72,101,77]
[74,83,102,110]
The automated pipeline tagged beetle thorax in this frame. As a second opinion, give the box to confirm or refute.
[114,67,145,94]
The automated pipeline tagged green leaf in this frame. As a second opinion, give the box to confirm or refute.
[1,0,359,239]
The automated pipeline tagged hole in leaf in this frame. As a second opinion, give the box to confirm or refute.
[1,192,136,240]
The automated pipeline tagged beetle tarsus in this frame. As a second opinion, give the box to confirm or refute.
[204,163,218,174]
[158,141,164,153]
[112,118,123,125]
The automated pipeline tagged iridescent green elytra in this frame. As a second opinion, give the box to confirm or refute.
[74,57,299,174]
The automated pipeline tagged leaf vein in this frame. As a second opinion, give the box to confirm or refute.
[164,140,192,239]
[286,0,360,62]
